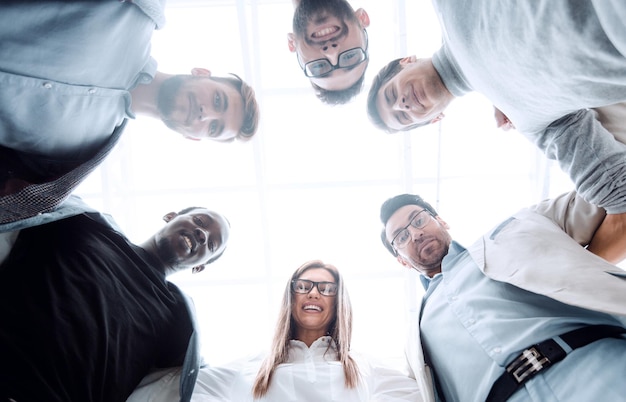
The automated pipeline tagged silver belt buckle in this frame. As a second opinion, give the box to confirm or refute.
[506,347,550,383]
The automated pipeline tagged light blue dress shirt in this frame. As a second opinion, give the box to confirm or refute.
[420,241,626,401]
[0,1,161,160]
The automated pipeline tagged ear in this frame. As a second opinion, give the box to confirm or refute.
[287,33,296,53]
[399,55,418,67]
[192,265,205,274]
[434,216,450,230]
[163,212,178,223]
[191,68,212,77]
[355,8,370,28]
[396,254,410,268]
[430,113,445,124]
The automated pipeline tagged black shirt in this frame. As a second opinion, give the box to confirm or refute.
[0,214,193,402]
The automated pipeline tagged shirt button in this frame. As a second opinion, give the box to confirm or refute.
[88,88,96,94]
[467,319,475,325]
[492,347,502,354]
[42,82,52,89]
[450,296,458,302]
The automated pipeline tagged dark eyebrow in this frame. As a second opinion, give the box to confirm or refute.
[208,232,219,250]
[394,108,413,126]
[394,112,404,126]
[391,209,420,238]
[209,120,225,138]
[208,216,224,248]
[222,90,228,113]
[384,86,392,105]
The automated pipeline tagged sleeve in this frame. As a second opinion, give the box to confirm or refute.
[528,191,605,246]
[189,365,242,401]
[126,367,184,402]
[593,103,626,145]
[355,353,424,402]
[190,353,263,401]
[126,357,255,402]
[591,0,626,57]
[530,109,626,214]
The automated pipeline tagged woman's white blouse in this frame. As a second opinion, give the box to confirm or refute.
[128,336,421,401]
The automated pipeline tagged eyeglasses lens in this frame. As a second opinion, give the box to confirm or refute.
[292,279,337,296]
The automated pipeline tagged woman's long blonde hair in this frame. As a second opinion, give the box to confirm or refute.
[252,260,360,398]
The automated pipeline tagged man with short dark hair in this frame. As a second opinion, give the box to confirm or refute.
[0,1,260,222]
[367,0,626,282]
[0,195,231,402]
[379,190,626,402]
[289,0,370,105]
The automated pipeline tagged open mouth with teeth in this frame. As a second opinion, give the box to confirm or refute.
[312,26,339,39]
[182,233,194,252]
[303,304,322,312]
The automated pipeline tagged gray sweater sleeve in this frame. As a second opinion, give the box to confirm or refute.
[529,109,626,214]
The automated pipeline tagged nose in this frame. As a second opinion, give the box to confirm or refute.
[408,226,423,242]
[307,286,321,298]
[393,95,410,111]
[199,105,216,121]
[194,227,207,245]
[321,43,340,65]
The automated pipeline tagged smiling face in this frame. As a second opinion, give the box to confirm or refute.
[291,267,337,341]
[157,71,244,142]
[289,0,369,91]
[375,56,454,131]
[385,204,451,277]
[153,208,230,273]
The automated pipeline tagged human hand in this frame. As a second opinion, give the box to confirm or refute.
[493,106,515,131]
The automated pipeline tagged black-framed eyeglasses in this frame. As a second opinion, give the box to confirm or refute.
[291,279,338,296]
[297,29,369,78]
[390,209,432,249]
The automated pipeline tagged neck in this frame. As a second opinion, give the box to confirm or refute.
[294,329,327,347]
[130,71,171,118]
[140,237,169,276]
[423,266,442,278]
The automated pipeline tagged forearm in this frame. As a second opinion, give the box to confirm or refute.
[587,212,626,264]
[530,191,605,246]
[532,109,626,214]
[531,192,626,264]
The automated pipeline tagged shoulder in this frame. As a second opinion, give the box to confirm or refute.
[0,195,101,233]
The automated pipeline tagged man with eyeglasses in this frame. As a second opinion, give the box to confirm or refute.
[366,0,626,288]
[288,0,370,105]
[379,191,626,402]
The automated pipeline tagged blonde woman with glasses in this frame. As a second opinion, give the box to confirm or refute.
[129,260,421,401]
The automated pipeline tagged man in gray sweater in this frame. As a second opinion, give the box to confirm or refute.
[366,0,626,262]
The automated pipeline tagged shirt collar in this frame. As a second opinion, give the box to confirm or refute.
[431,44,472,97]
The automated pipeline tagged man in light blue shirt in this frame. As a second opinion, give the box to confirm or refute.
[0,1,260,222]
[379,191,626,401]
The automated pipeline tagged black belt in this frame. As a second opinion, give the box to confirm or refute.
[486,325,625,402]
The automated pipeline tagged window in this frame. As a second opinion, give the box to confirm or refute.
[75,0,574,367]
